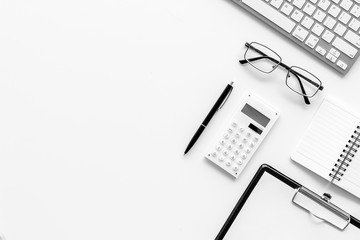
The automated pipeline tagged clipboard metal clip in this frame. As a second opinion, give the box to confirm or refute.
[292,187,351,230]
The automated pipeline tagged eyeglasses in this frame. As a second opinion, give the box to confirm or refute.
[239,42,324,105]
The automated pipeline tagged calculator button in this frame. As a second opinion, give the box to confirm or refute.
[227,128,233,133]
[233,165,239,171]
[224,134,230,139]
[216,145,222,151]
[238,143,244,149]
[246,132,251,137]
[234,149,240,155]
[245,148,251,154]
[237,160,243,165]
[223,150,229,156]
[231,138,237,144]
[242,137,248,143]
[235,133,241,138]
[220,139,226,145]
[241,154,247,160]
[253,137,259,142]
[227,144,233,150]
[225,161,232,166]
[250,142,255,148]
[239,127,245,132]
[231,122,237,128]
[219,156,225,162]
[211,152,217,157]
[230,155,236,161]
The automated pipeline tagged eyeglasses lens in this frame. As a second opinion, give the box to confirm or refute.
[244,43,281,73]
[286,66,321,97]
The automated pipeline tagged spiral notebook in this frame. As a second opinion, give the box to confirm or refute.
[291,97,360,199]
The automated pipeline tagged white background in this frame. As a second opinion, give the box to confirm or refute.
[0,0,359,239]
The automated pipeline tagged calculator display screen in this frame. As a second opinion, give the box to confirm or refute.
[241,103,270,127]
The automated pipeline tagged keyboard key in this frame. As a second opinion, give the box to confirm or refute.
[293,0,306,8]
[337,60,348,69]
[281,2,294,15]
[349,18,360,31]
[334,23,347,36]
[339,11,351,24]
[304,3,316,15]
[333,37,358,58]
[291,9,305,22]
[324,16,337,29]
[314,9,326,22]
[293,26,309,41]
[340,0,354,11]
[302,16,315,29]
[242,0,296,33]
[350,4,360,17]
[328,4,342,17]
[318,0,331,10]
[305,34,320,48]
[330,47,341,57]
[322,30,335,42]
[326,52,338,62]
[312,23,325,36]
[344,30,360,48]
[270,0,284,9]
[315,45,327,55]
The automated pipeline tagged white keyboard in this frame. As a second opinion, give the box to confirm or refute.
[232,0,360,74]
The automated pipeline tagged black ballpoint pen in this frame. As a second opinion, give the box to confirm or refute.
[184,82,234,155]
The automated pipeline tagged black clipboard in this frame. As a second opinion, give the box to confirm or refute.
[215,164,360,239]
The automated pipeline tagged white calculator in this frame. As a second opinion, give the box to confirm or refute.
[205,92,279,178]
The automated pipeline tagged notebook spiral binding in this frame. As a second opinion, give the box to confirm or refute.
[330,125,360,182]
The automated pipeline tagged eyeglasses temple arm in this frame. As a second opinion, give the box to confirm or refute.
[293,73,311,105]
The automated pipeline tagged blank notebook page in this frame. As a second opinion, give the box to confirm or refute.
[291,97,360,198]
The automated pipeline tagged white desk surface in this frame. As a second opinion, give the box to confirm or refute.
[0,1,359,239]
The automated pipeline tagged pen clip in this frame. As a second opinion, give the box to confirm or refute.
[217,82,233,111]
